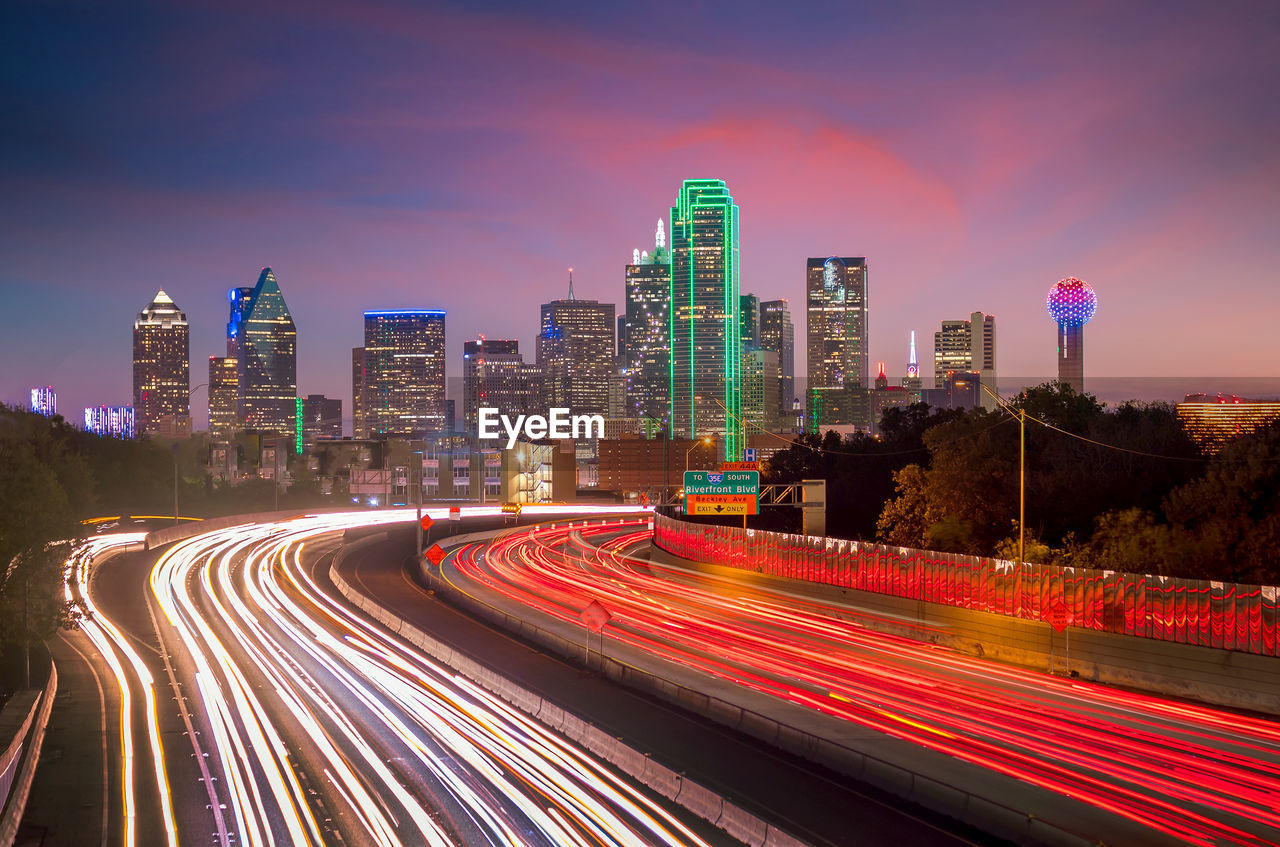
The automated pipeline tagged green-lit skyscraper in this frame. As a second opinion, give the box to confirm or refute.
[236,267,298,436]
[669,179,741,461]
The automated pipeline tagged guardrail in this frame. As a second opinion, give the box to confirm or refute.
[0,661,58,847]
[655,514,1280,658]
[415,519,1116,846]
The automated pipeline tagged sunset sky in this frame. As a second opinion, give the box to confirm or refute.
[3,0,1277,426]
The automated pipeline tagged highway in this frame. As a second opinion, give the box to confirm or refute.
[66,509,733,846]
[442,517,1280,847]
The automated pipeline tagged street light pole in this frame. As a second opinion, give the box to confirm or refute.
[413,450,424,559]
[1019,408,1025,567]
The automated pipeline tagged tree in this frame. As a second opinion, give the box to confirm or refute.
[0,423,85,686]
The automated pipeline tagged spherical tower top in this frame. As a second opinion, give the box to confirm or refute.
[1046,277,1097,327]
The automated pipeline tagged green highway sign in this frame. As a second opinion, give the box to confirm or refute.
[683,470,759,497]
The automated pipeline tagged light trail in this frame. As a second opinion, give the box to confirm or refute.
[67,508,715,846]
[65,534,180,847]
[448,518,1280,847]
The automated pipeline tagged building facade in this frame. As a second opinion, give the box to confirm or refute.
[933,312,997,409]
[1177,394,1280,453]
[302,394,342,443]
[133,290,190,436]
[30,387,56,417]
[84,405,135,439]
[207,356,237,434]
[806,257,868,430]
[361,310,447,437]
[669,179,742,460]
[351,347,366,438]
[537,291,615,417]
[462,338,543,439]
[760,299,794,426]
[624,221,671,427]
[235,268,297,436]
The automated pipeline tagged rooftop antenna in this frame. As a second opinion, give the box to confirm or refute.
[567,267,575,300]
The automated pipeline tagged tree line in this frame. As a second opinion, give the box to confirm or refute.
[763,384,1280,585]
[0,404,341,673]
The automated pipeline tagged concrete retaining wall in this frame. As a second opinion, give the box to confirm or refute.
[330,534,807,847]
[0,662,58,847]
[649,545,1280,715]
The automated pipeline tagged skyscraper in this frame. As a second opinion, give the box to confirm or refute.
[624,221,671,427]
[806,257,868,428]
[462,338,543,439]
[933,311,996,409]
[1047,277,1097,394]
[362,310,447,437]
[133,290,190,436]
[207,356,237,433]
[537,275,615,417]
[670,179,741,460]
[740,294,761,349]
[352,347,366,438]
[235,268,297,436]
[760,299,794,428]
[741,348,780,434]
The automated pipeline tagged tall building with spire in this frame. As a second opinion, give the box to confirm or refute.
[537,271,615,416]
[902,330,923,391]
[235,268,297,436]
[760,299,794,428]
[133,290,190,436]
[669,179,742,460]
[624,220,671,427]
[806,257,869,429]
[361,310,447,436]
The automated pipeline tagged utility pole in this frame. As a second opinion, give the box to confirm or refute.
[1019,407,1025,566]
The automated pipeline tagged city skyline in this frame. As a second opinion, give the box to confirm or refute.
[3,1,1278,426]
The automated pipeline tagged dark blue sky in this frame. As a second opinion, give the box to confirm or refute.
[3,0,1277,426]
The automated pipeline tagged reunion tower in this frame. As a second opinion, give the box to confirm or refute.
[1046,277,1097,393]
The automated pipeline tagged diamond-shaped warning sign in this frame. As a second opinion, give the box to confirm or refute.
[420,514,434,531]
[425,543,446,566]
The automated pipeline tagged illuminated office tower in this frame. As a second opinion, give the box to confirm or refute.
[133,290,190,436]
[234,268,297,435]
[207,357,238,433]
[362,310,447,437]
[760,299,794,427]
[462,338,543,438]
[30,387,56,417]
[669,179,741,460]
[537,273,615,417]
[1046,277,1097,394]
[806,257,868,428]
[933,312,996,409]
[624,221,671,426]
